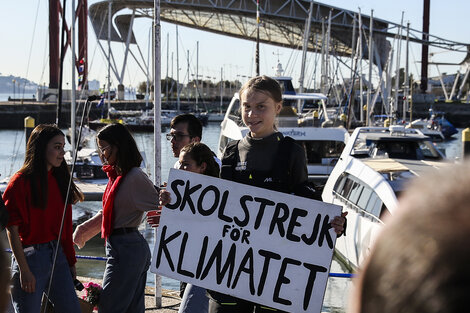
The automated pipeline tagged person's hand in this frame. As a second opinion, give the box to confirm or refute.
[331,211,348,235]
[70,265,77,280]
[20,268,36,293]
[147,207,162,228]
[159,189,171,206]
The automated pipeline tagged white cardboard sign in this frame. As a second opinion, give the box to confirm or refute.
[151,169,341,312]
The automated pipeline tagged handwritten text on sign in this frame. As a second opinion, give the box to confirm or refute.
[151,169,341,312]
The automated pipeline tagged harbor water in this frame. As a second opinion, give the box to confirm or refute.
[0,123,465,312]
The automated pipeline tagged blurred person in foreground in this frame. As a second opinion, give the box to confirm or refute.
[349,160,470,313]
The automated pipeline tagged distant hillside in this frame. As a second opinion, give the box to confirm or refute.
[0,75,38,94]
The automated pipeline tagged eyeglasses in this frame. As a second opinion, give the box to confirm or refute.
[166,133,191,141]
[98,145,111,154]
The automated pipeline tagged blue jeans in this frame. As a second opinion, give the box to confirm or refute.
[99,230,151,313]
[10,241,80,313]
[178,284,209,313]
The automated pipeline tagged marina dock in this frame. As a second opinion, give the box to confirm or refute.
[75,180,106,201]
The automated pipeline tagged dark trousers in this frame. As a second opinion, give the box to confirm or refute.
[98,230,151,313]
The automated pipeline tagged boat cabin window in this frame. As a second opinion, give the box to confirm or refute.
[348,182,363,204]
[365,192,383,218]
[369,139,443,160]
[300,140,346,164]
[418,141,443,159]
[356,186,373,209]
[333,173,388,222]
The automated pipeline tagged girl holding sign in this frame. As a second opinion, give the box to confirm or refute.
[158,142,220,313]
[208,76,347,313]
[73,123,159,313]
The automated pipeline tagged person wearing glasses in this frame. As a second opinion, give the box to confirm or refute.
[73,123,159,313]
[166,114,221,170]
[166,113,204,168]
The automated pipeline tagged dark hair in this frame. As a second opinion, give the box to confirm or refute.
[19,124,83,209]
[180,142,219,178]
[170,114,203,139]
[358,161,470,313]
[97,123,142,175]
[239,75,283,104]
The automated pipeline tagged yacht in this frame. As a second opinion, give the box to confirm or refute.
[321,126,450,269]
[218,91,349,185]
[406,118,445,141]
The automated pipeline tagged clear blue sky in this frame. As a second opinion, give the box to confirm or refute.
[0,0,468,90]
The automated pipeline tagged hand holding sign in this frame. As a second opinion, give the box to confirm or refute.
[151,169,341,313]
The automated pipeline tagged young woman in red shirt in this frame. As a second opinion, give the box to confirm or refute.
[3,124,84,313]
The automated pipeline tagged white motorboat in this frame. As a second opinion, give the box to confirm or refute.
[218,91,349,185]
[321,126,450,269]
[406,118,445,141]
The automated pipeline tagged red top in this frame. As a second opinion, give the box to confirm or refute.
[3,171,76,266]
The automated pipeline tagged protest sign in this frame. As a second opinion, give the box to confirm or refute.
[151,169,341,312]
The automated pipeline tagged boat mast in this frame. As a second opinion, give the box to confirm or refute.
[404,22,410,122]
[420,0,430,94]
[366,10,373,126]
[394,12,404,120]
[298,0,314,113]
[166,32,169,106]
[56,0,68,128]
[196,41,199,109]
[71,0,76,154]
[358,9,363,123]
[220,67,223,114]
[153,0,163,307]
[176,25,180,112]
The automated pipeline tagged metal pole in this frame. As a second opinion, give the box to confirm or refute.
[176,25,180,112]
[256,0,260,76]
[420,0,430,94]
[395,12,404,121]
[358,9,363,123]
[107,1,111,118]
[298,0,314,113]
[366,10,373,126]
[146,27,151,106]
[187,49,190,100]
[166,32,169,105]
[71,0,76,155]
[404,22,410,122]
[57,0,67,128]
[196,41,199,108]
[153,0,163,307]
[320,19,325,94]
[220,67,223,114]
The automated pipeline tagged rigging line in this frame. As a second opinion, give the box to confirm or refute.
[249,41,255,76]
[43,97,92,313]
[22,0,42,98]
[8,131,24,177]
[409,44,421,80]
[87,6,107,83]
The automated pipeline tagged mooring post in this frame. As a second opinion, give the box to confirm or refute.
[462,128,470,159]
[24,116,35,147]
